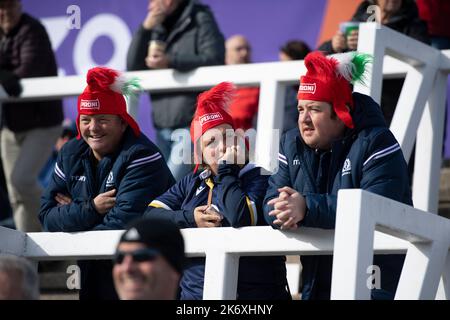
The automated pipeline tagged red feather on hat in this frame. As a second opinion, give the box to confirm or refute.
[304,51,338,82]
[86,67,119,91]
[196,81,235,115]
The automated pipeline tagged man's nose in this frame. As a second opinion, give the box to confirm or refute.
[299,110,311,123]
[121,255,135,271]
[89,119,100,131]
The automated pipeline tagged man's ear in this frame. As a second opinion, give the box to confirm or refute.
[120,118,128,133]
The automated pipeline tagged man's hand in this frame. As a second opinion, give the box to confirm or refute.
[219,145,239,165]
[218,132,247,167]
[145,52,170,69]
[93,189,116,215]
[194,205,223,228]
[267,187,306,230]
[55,193,72,206]
[346,29,359,50]
[331,30,347,53]
[143,0,167,30]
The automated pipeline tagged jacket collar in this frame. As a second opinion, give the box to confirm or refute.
[154,0,195,45]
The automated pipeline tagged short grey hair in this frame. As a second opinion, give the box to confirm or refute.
[0,255,39,300]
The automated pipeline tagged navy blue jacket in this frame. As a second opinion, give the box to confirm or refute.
[145,163,289,300]
[39,128,175,232]
[264,93,412,300]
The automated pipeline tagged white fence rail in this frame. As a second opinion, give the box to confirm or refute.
[1,23,450,299]
[1,190,449,299]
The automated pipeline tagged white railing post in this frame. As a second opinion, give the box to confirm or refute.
[255,79,284,173]
[396,241,448,299]
[413,71,448,213]
[331,190,375,300]
[203,250,239,300]
[354,23,384,104]
[390,64,437,162]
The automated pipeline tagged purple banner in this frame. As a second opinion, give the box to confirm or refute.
[21,0,326,141]
[21,1,450,158]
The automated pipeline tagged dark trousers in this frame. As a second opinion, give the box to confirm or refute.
[78,260,119,300]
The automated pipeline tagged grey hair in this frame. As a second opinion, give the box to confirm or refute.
[0,255,39,300]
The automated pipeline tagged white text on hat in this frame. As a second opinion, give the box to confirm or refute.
[80,99,101,110]
[199,112,223,126]
[299,83,316,94]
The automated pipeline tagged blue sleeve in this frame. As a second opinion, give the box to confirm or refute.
[214,164,268,227]
[93,150,176,230]
[302,130,412,229]
[301,194,337,229]
[144,175,197,228]
[39,153,102,232]
[263,136,292,228]
[359,130,412,205]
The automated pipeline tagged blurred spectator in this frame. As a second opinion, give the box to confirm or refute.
[0,255,39,300]
[113,217,185,300]
[127,0,225,181]
[416,0,450,49]
[225,34,251,65]
[279,40,311,133]
[317,0,429,126]
[38,119,77,189]
[225,35,259,131]
[0,0,63,232]
[279,40,311,62]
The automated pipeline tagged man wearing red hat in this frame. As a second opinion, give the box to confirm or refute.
[144,82,290,300]
[264,51,412,300]
[39,67,175,299]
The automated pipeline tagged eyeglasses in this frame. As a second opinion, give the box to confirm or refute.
[113,248,160,264]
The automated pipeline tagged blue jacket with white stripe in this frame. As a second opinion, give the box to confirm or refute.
[144,163,289,300]
[264,92,413,300]
[39,128,175,232]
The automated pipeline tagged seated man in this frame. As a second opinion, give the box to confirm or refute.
[264,51,412,300]
[113,217,185,300]
[39,67,175,299]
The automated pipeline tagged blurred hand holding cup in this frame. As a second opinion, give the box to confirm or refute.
[339,22,359,37]
[147,40,166,58]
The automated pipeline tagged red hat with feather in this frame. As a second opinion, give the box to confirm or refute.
[76,67,141,139]
[190,82,237,172]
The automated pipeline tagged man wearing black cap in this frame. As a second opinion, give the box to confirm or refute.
[113,217,185,300]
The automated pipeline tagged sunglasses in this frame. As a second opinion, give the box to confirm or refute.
[113,248,160,264]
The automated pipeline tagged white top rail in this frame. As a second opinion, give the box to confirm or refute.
[1,54,448,102]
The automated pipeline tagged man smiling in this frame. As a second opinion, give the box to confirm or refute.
[113,217,185,300]
[39,67,175,299]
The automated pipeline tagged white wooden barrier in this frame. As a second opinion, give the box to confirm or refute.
[355,23,450,214]
[332,190,450,300]
[1,189,448,299]
[0,24,450,299]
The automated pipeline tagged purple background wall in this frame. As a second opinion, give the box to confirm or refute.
[21,0,450,157]
[21,0,327,142]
